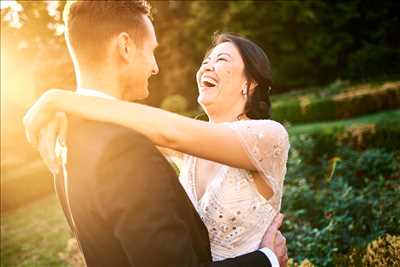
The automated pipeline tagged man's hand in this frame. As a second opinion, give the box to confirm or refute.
[261,213,288,267]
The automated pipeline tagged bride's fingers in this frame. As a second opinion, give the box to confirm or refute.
[23,101,45,148]
[275,231,287,255]
[260,213,284,249]
[275,231,288,267]
[55,112,68,168]
[275,231,286,247]
[23,111,36,147]
[38,121,59,174]
[23,90,58,147]
[275,231,286,249]
[23,114,42,148]
[265,213,284,245]
[281,253,289,267]
[47,120,60,174]
[38,127,51,171]
[56,112,68,147]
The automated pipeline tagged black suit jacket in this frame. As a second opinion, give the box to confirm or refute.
[54,116,271,267]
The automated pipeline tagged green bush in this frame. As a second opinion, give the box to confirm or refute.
[272,100,304,124]
[283,112,400,266]
[272,82,400,124]
[288,110,400,162]
[282,143,400,266]
[338,117,400,150]
[335,86,400,119]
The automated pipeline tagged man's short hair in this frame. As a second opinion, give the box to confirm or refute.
[63,0,151,65]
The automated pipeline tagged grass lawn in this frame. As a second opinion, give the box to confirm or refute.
[1,194,71,267]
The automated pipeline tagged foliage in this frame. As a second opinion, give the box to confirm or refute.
[160,94,189,114]
[2,0,400,108]
[288,258,315,267]
[271,81,400,124]
[168,0,400,97]
[361,234,400,266]
[282,139,400,266]
[287,109,400,163]
[1,1,74,94]
[337,234,400,267]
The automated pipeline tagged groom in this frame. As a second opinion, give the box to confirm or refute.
[35,1,287,266]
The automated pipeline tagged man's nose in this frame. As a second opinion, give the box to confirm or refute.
[152,63,159,75]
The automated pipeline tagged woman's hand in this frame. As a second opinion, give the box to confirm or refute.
[37,112,68,174]
[261,213,288,267]
[23,89,67,147]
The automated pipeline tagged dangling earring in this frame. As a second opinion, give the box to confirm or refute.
[242,82,248,98]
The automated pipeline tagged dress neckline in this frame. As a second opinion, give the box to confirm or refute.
[192,156,226,204]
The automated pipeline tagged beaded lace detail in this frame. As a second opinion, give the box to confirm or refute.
[178,120,290,260]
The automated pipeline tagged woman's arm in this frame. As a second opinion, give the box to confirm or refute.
[24,89,255,170]
[156,146,184,170]
[156,146,183,159]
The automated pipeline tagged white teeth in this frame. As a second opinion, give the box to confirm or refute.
[201,76,217,87]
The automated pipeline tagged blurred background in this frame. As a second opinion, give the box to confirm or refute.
[1,1,399,266]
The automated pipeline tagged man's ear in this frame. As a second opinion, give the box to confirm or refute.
[117,32,136,63]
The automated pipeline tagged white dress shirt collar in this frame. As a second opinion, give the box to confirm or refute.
[76,88,118,100]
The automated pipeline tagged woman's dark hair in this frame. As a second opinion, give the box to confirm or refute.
[209,32,272,119]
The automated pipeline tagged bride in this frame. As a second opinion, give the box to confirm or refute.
[24,33,290,265]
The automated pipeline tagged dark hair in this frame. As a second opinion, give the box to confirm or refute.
[210,33,272,119]
[63,0,151,65]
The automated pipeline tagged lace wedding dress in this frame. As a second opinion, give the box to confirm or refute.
[179,120,290,261]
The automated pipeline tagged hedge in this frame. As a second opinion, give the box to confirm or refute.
[272,81,400,124]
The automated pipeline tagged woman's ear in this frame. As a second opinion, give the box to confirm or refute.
[248,80,258,95]
[117,32,136,63]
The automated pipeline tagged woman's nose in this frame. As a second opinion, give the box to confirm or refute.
[204,62,215,72]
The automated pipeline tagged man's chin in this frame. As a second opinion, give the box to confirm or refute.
[137,90,149,100]
[123,89,149,101]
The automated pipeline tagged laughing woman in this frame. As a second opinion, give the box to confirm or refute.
[24,33,290,263]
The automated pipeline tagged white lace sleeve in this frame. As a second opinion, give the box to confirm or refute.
[227,120,290,209]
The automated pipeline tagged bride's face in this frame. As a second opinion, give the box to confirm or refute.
[196,42,247,112]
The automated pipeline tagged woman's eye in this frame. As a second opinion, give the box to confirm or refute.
[217,58,227,62]
[202,61,209,65]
